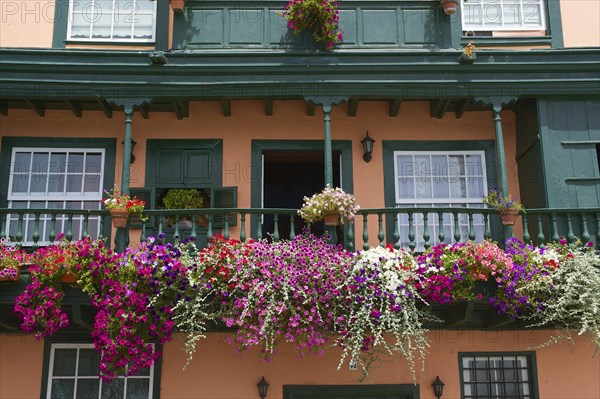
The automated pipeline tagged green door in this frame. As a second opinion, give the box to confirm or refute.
[283,384,419,399]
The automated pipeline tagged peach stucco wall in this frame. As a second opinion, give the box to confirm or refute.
[0,100,521,245]
[0,0,55,48]
[561,0,600,47]
[0,333,45,399]
[3,330,597,398]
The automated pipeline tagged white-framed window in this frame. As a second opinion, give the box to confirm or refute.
[67,0,157,42]
[393,151,488,250]
[461,0,546,32]
[47,343,154,399]
[460,353,536,399]
[7,148,105,245]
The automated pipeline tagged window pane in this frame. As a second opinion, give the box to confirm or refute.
[66,175,84,192]
[51,380,75,399]
[101,378,124,399]
[13,152,31,172]
[398,178,415,199]
[397,155,413,176]
[133,14,154,39]
[126,379,150,399]
[68,153,85,173]
[84,175,101,192]
[85,153,103,174]
[416,177,432,198]
[53,348,77,376]
[503,1,521,26]
[50,153,68,173]
[30,174,47,193]
[467,177,484,198]
[49,174,66,193]
[77,379,100,399]
[11,175,29,193]
[78,348,101,376]
[414,155,430,177]
[450,177,467,198]
[32,152,49,173]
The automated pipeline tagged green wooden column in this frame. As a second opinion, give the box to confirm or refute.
[323,103,334,186]
[107,98,149,252]
[476,96,517,240]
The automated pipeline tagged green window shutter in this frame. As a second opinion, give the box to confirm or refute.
[210,187,238,227]
[129,187,155,228]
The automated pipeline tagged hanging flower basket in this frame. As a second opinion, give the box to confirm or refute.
[323,213,340,226]
[440,0,458,15]
[0,266,21,282]
[499,208,520,226]
[110,209,130,228]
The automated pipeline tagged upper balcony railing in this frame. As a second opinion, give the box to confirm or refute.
[2,207,599,251]
[173,0,452,51]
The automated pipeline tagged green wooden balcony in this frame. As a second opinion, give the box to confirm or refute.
[1,207,598,250]
[173,0,454,51]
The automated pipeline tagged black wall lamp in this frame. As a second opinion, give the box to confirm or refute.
[257,377,269,399]
[361,131,375,162]
[122,140,137,164]
[432,376,445,399]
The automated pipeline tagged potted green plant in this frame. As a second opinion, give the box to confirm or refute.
[482,189,525,226]
[162,188,207,228]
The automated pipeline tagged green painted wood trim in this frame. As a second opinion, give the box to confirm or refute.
[448,6,463,49]
[0,137,116,239]
[382,140,501,243]
[145,139,223,189]
[155,0,170,51]
[1,48,599,100]
[283,384,420,399]
[51,0,69,48]
[546,0,564,48]
[460,37,552,47]
[458,351,539,399]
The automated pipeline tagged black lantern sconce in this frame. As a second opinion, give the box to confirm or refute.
[257,377,269,399]
[432,376,445,399]
[122,140,137,164]
[361,131,375,162]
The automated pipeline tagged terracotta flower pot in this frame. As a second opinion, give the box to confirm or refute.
[110,208,130,228]
[440,0,458,15]
[323,213,340,226]
[60,273,78,284]
[500,208,520,226]
[170,0,185,13]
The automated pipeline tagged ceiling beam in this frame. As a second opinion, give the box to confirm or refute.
[139,103,149,119]
[430,99,449,119]
[25,99,44,117]
[171,101,183,120]
[0,100,7,116]
[221,99,231,117]
[389,99,402,116]
[264,98,273,116]
[306,101,315,116]
[348,98,359,116]
[96,99,113,118]
[64,100,82,118]
[455,99,469,119]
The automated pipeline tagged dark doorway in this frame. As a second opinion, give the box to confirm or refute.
[262,150,341,239]
[283,384,420,399]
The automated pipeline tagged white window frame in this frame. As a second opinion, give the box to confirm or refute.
[461,0,547,32]
[7,147,106,245]
[47,343,154,399]
[67,0,157,43]
[460,353,535,399]
[393,150,488,250]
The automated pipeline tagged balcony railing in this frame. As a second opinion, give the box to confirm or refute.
[2,207,599,250]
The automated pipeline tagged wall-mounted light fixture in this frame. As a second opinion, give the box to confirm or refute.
[257,377,269,399]
[361,131,375,163]
[122,140,137,164]
[432,376,445,399]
